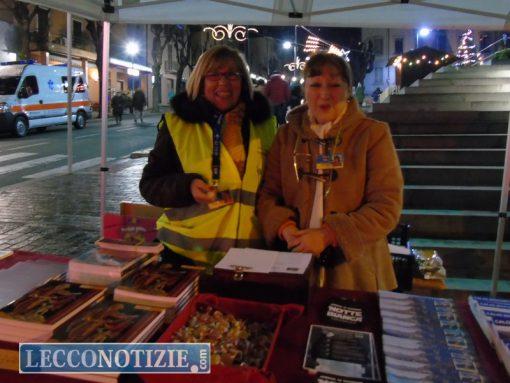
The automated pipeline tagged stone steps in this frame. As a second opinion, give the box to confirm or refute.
[389,93,510,103]
[374,101,510,112]
[370,66,510,279]
[371,111,509,124]
[397,148,504,166]
[402,209,508,241]
[393,134,506,148]
[401,165,503,186]
[417,78,510,87]
[404,186,505,211]
[438,65,510,73]
[432,70,510,79]
[409,238,510,279]
[404,84,510,94]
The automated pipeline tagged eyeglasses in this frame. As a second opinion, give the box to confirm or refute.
[204,72,242,82]
[292,136,341,197]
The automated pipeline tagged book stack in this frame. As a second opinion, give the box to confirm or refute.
[469,295,510,375]
[51,298,165,383]
[0,280,104,343]
[98,212,163,254]
[67,247,157,286]
[95,237,164,254]
[114,262,199,312]
[379,290,487,383]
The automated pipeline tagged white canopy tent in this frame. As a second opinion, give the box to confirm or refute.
[21,0,510,294]
[22,0,510,29]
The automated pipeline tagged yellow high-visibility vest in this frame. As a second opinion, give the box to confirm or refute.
[157,112,276,267]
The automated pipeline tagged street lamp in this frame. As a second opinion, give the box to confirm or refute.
[125,41,139,93]
[416,28,431,48]
[282,26,298,78]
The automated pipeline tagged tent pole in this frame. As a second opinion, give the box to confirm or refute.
[99,21,110,235]
[491,111,510,296]
[66,12,73,174]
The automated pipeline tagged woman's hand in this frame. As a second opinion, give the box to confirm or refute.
[281,224,300,250]
[190,179,217,204]
[291,228,330,256]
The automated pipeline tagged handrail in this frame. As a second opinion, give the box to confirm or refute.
[478,34,507,55]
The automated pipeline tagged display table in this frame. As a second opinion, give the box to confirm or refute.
[0,250,509,383]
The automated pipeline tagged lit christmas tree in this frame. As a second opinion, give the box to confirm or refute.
[456,29,477,66]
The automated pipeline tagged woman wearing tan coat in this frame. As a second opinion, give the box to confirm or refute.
[257,53,403,292]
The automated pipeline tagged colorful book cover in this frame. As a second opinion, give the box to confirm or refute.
[470,296,510,312]
[102,213,158,242]
[0,280,104,328]
[117,263,199,298]
[380,292,486,383]
[52,299,162,343]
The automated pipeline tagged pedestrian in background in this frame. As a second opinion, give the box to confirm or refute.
[139,45,276,269]
[289,83,303,109]
[257,53,403,292]
[132,89,147,124]
[265,71,291,125]
[111,92,124,125]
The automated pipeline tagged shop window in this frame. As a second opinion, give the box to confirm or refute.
[374,67,383,84]
[372,37,383,55]
[394,38,404,54]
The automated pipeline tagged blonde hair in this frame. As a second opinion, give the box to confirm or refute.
[186,45,253,101]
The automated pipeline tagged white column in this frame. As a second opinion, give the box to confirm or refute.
[66,12,73,174]
[100,21,111,235]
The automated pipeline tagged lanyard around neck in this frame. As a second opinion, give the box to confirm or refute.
[211,114,224,188]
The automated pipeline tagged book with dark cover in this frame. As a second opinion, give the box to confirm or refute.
[114,263,199,307]
[52,299,164,343]
[0,280,104,331]
[303,324,380,381]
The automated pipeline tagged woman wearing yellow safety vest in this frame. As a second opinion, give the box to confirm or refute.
[140,46,276,269]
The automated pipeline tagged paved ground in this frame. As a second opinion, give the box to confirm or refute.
[0,143,150,258]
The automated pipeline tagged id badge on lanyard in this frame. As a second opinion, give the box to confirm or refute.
[316,153,344,170]
[208,114,234,210]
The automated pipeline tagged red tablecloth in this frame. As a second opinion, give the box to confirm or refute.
[0,251,508,382]
[0,250,69,269]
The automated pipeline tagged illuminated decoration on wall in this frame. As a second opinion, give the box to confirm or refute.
[284,56,306,71]
[303,35,350,61]
[387,46,458,88]
[304,36,321,53]
[203,24,258,41]
[328,45,351,61]
[456,29,477,66]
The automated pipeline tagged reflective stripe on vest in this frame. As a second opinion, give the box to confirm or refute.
[164,189,257,221]
[157,112,276,266]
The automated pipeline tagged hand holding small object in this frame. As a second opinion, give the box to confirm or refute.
[191,179,217,204]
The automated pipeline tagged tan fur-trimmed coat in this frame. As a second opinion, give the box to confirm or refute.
[257,100,403,292]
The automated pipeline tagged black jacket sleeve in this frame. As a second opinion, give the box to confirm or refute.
[139,116,204,208]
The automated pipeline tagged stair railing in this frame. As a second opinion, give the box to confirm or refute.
[474,34,508,65]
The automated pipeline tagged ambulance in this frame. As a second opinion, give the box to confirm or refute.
[0,61,93,137]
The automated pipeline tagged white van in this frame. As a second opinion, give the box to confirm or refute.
[0,61,93,137]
